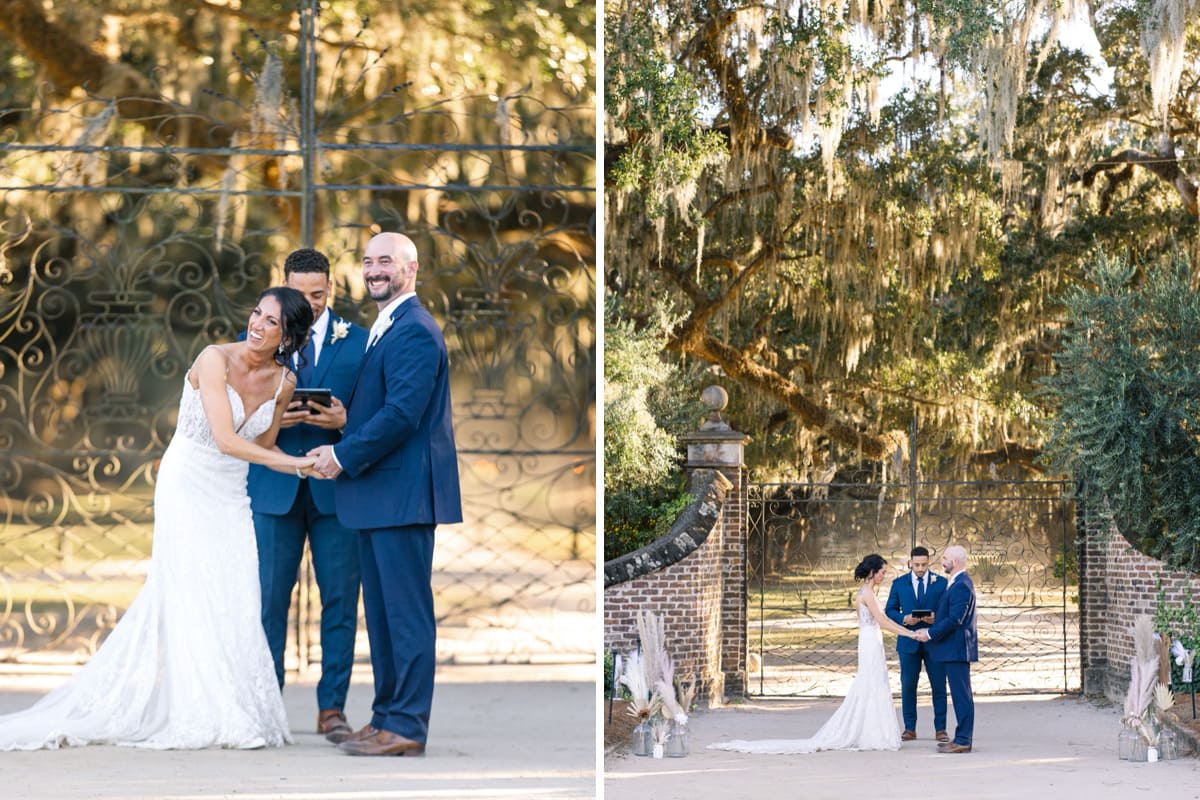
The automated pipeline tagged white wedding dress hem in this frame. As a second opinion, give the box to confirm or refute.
[708,589,901,754]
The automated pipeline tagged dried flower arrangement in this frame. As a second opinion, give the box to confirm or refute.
[619,610,697,754]
[1122,616,1162,745]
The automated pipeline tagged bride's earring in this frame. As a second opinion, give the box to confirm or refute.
[278,342,285,355]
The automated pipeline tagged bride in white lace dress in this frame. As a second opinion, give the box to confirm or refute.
[710,554,921,754]
[0,287,319,751]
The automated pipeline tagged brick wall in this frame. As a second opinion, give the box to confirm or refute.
[717,465,746,694]
[1079,521,1197,701]
[604,463,747,706]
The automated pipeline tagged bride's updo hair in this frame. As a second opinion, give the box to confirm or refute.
[258,286,314,367]
[853,554,887,581]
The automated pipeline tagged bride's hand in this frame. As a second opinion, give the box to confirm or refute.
[294,458,320,479]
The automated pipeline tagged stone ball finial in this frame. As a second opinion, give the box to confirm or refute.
[701,385,728,412]
[700,385,730,430]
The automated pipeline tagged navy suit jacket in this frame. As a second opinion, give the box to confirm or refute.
[926,572,979,663]
[245,316,368,515]
[885,571,947,655]
[333,296,462,529]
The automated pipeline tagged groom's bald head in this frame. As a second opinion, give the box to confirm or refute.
[942,545,967,574]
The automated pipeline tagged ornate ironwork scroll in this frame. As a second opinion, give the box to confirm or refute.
[0,1,594,669]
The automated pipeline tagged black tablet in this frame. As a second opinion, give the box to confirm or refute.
[911,609,933,619]
[292,388,332,413]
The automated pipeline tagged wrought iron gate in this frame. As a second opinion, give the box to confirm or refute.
[747,477,1079,695]
[0,2,594,669]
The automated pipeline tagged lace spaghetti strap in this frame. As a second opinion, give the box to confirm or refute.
[272,366,289,399]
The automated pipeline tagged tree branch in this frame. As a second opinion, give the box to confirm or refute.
[1077,148,1198,215]
[666,327,898,459]
[0,0,235,155]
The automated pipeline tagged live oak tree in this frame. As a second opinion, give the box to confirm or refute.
[0,0,594,244]
[605,0,1200,482]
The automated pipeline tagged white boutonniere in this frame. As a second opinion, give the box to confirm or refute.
[330,319,350,343]
[369,316,393,347]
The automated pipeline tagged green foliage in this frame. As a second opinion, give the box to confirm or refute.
[603,301,704,561]
[1040,251,1200,571]
[603,303,702,492]
[1052,551,1077,583]
[603,4,726,217]
[603,482,694,563]
[1155,582,1199,690]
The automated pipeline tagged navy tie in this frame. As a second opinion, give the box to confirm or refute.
[916,576,926,607]
[297,334,316,385]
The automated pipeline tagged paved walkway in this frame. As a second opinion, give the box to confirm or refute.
[0,663,595,800]
[606,694,1200,800]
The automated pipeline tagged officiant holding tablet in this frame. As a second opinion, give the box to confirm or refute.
[246,247,370,744]
[885,546,949,743]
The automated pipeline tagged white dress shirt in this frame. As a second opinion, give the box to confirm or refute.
[367,291,415,348]
[298,307,330,367]
[332,292,416,472]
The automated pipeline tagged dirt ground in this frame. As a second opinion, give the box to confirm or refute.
[606,693,1200,800]
[603,698,637,751]
[0,663,595,800]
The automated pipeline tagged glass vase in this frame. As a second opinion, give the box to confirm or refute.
[1157,728,1178,761]
[1130,735,1149,763]
[666,720,689,757]
[1118,728,1138,760]
[631,720,652,757]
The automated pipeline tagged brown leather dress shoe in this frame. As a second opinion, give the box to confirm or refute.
[935,729,950,743]
[345,724,379,742]
[317,710,354,744]
[901,730,916,741]
[937,741,972,753]
[337,729,426,757]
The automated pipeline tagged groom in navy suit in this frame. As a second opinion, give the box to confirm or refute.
[885,545,948,742]
[310,232,462,757]
[917,543,978,753]
[246,248,368,744]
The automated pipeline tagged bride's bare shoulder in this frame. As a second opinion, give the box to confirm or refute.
[187,345,230,387]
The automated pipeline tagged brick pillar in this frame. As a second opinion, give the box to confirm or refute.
[1078,501,1111,697]
[679,385,748,702]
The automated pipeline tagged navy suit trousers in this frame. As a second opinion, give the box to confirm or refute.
[898,644,947,732]
[359,524,436,742]
[944,661,975,745]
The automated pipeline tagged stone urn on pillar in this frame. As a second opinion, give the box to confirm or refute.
[679,385,749,699]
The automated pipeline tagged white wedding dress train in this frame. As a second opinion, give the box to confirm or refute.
[709,590,901,754]
[0,377,292,750]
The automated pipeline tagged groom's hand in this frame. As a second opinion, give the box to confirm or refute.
[304,397,348,430]
[308,445,343,478]
[914,630,931,642]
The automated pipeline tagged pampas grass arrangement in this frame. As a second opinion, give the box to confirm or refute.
[1122,616,1162,745]
[619,650,662,724]
[621,610,695,755]
[637,610,668,701]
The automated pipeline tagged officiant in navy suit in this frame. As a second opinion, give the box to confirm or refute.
[885,545,948,743]
[917,543,978,753]
[245,248,369,744]
[310,231,462,757]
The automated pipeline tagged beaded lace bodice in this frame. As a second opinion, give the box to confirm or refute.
[175,378,281,450]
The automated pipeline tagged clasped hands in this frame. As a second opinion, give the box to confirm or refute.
[912,629,931,642]
[304,444,342,479]
[291,446,342,480]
